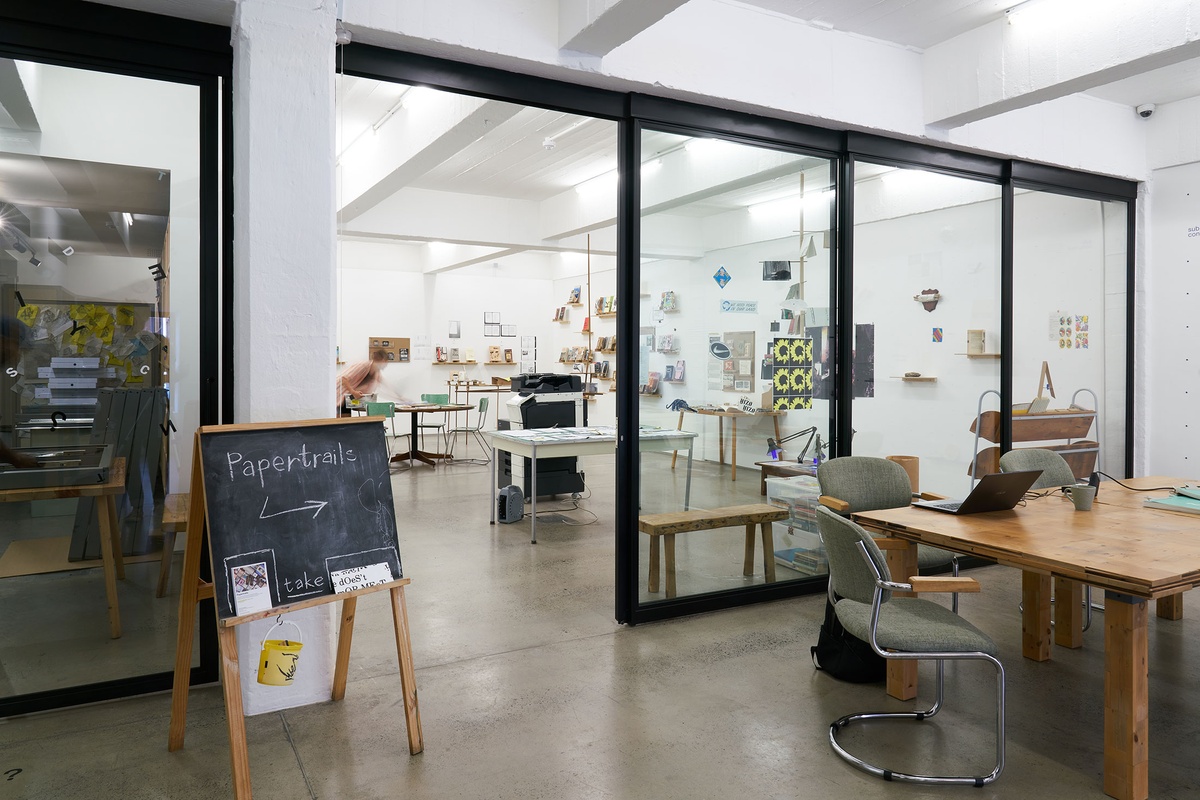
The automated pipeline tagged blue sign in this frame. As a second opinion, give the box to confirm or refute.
[712,266,731,288]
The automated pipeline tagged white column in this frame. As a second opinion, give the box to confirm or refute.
[230,0,340,715]
[233,0,338,422]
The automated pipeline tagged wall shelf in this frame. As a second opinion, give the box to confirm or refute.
[957,352,1002,359]
[893,375,937,382]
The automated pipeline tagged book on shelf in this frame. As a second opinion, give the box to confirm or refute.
[582,316,591,332]
[504,348,514,363]
[660,291,678,312]
[602,295,614,314]
[664,365,675,381]
[464,348,476,362]
[568,286,581,303]
[559,347,570,362]
[675,360,686,380]
[488,345,501,362]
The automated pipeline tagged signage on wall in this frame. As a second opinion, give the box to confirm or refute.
[712,266,731,288]
[720,299,757,314]
[709,341,732,359]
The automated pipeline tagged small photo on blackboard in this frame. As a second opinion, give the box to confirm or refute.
[225,550,280,616]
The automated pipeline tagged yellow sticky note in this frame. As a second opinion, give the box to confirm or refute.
[16,305,38,325]
[116,306,134,326]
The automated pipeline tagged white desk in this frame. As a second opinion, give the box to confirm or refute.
[489,426,696,543]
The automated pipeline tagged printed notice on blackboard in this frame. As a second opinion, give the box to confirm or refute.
[331,562,393,593]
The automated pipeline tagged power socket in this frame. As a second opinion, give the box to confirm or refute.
[1176,484,1200,501]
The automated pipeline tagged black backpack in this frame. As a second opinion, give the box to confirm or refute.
[811,597,886,683]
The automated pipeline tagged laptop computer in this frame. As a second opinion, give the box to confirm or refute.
[912,470,1043,514]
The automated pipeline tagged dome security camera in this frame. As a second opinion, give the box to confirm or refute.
[1137,103,1156,119]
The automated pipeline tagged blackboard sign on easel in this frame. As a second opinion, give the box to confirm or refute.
[168,418,422,799]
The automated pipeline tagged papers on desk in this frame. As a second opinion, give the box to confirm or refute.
[498,426,614,443]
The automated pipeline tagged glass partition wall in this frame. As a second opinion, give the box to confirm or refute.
[636,127,835,604]
[850,163,1002,495]
[0,59,209,712]
[1011,189,1129,481]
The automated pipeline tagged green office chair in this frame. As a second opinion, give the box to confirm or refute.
[999,448,1096,629]
[446,396,491,464]
[365,401,409,464]
[417,393,451,452]
[817,456,962,611]
[817,506,1005,787]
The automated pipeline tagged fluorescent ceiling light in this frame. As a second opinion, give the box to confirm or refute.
[123,212,134,226]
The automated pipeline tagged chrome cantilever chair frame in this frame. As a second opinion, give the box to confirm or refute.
[820,508,1005,787]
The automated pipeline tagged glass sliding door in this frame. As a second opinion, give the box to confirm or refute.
[1012,189,1128,480]
[0,58,208,711]
[851,162,1002,495]
[636,126,835,604]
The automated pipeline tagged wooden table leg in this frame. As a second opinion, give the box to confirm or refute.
[1156,593,1183,620]
[157,530,176,598]
[217,625,253,800]
[1054,577,1084,648]
[106,495,125,580]
[664,535,677,599]
[760,521,776,583]
[390,585,424,755]
[717,417,725,466]
[648,534,660,593]
[743,523,755,576]
[1022,571,1052,661]
[1104,591,1149,800]
[97,496,122,639]
[730,418,738,481]
[332,596,357,701]
[885,541,919,700]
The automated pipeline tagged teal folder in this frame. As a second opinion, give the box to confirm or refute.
[1144,494,1200,516]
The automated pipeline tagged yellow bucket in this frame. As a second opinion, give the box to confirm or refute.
[257,620,303,686]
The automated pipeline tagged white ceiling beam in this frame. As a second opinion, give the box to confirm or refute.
[558,0,690,57]
[337,92,521,223]
[924,2,1200,129]
[0,59,40,132]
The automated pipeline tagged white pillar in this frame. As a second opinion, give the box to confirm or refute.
[230,0,339,714]
[233,0,337,422]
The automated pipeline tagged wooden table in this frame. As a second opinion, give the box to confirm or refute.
[0,457,127,638]
[388,403,472,468]
[489,426,697,543]
[754,459,816,495]
[853,477,1200,800]
[689,409,784,482]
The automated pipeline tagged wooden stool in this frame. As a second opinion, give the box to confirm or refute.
[157,493,189,598]
[638,504,788,598]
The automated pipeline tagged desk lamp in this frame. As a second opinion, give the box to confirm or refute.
[767,426,822,462]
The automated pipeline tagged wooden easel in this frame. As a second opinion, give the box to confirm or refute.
[167,431,423,799]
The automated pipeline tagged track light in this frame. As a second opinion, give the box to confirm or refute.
[28,256,40,267]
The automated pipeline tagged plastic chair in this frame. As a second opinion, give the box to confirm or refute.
[817,456,962,611]
[817,506,1006,787]
[417,393,450,452]
[447,396,491,463]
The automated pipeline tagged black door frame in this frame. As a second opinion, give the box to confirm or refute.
[0,0,232,717]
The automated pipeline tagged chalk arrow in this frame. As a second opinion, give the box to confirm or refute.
[259,497,328,519]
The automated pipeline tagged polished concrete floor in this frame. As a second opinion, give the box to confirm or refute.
[3,449,1200,798]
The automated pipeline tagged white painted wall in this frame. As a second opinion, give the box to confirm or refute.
[337,240,559,409]
[1145,162,1200,477]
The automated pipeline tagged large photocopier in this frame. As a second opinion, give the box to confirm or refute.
[499,373,586,497]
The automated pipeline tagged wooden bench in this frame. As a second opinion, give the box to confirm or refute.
[157,493,189,597]
[638,504,789,598]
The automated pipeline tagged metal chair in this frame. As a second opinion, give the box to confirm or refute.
[817,456,962,611]
[365,401,409,462]
[817,506,1005,787]
[999,448,1097,629]
[447,396,491,463]
[417,393,450,452]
